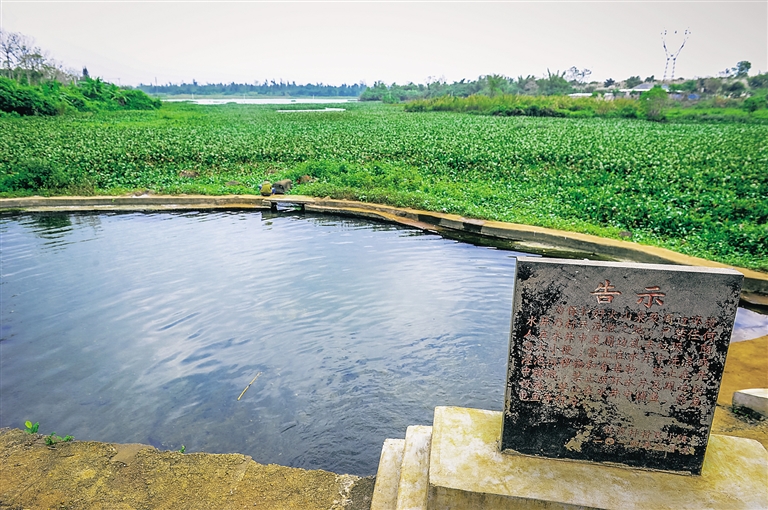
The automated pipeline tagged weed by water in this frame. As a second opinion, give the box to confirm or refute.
[25,421,73,444]
[44,432,74,445]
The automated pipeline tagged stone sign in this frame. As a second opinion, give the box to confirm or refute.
[501,258,743,475]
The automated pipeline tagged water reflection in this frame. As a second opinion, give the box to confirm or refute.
[30,213,72,233]
[1,211,520,475]
[0,211,765,477]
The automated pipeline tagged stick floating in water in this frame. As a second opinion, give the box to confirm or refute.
[237,372,262,401]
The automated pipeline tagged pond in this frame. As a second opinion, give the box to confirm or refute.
[0,211,765,476]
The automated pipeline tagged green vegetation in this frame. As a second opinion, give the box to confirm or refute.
[403,84,768,122]
[1,29,159,116]
[366,66,768,124]
[639,86,669,121]
[0,76,161,117]
[0,157,87,194]
[363,68,768,104]
[1,102,765,271]
[404,94,644,119]
[44,432,74,445]
[361,71,583,102]
[23,421,73,443]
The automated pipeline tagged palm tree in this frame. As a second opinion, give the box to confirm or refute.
[486,74,506,98]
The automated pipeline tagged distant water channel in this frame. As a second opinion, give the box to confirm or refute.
[163,98,357,106]
[1,211,765,476]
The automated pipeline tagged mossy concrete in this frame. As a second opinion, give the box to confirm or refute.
[396,426,432,510]
[711,335,768,450]
[733,389,768,418]
[371,439,405,510]
[1,194,766,296]
[717,335,768,407]
[428,406,767,510]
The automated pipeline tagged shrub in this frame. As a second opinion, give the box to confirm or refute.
[0,76,160,115]
[116,89,162,110]
[0,77,58,116]
[743,92,767,112]
[748,73,768,89]
[0,159,69,191]
[59,86,95,112]
[639,86,668,121]
[723,81,746,96]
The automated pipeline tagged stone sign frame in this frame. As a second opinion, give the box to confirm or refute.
[501,258,743,475]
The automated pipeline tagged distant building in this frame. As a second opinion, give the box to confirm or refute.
[618,83,669,97]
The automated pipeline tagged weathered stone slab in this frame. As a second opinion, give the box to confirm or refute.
[502,258,743,474]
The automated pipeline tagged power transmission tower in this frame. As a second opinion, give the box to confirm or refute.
[661,29,690,82]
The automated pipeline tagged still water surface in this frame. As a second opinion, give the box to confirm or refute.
[163,98,357,105]
[2,211,765,475]
[1,211,529,475]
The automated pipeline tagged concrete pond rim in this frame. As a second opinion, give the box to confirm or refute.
[1,193,766,311]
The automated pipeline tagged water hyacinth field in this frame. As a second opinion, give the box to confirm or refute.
[0,102,766,271]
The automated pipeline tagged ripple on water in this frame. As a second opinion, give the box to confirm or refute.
[0,210,765,476]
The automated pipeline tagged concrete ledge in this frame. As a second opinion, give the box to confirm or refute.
[0,194,270,209]
[733,389,768,419]
[372,438,406,510]
[397,426,432,510]
[2,194,766,295]
[428,406,768,510]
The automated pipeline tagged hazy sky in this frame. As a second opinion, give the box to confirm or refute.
[1,1,766,86]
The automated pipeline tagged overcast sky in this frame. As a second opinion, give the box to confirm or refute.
[1,1,765,86]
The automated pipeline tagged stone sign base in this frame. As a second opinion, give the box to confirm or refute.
[371,406,768,510]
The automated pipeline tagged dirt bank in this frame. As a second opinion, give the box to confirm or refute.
[0,432,374,510]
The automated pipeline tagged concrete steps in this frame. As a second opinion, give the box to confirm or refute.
[371,426,432,510]
[372,406,768,510]
[370,439,405,510]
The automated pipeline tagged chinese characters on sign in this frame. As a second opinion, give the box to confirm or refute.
[501,258,743,475]
[636,286,666,309]
[590,280,621,303]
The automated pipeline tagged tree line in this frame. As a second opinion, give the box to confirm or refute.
[361,64,767,104]
[2,28,766,117]
[0,29,76,85]
[138,80,365,97]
